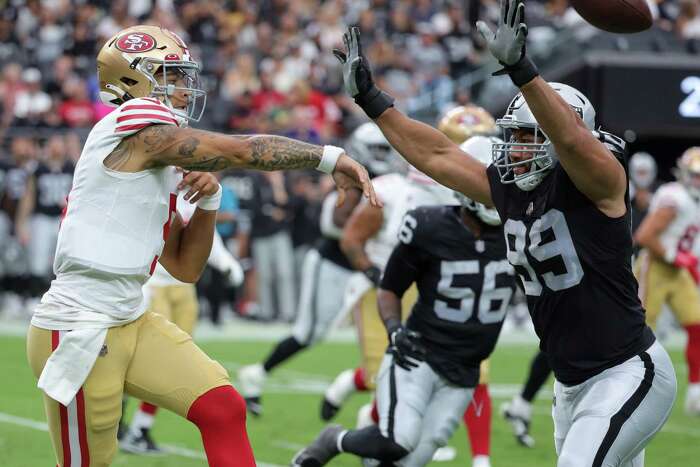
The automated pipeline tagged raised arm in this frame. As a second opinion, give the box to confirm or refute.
[340,201,383,283]
[476,0,625,216]
[520,78,626,215]
[375,109,492,205]
[106,125,379,207]
[333,27,493,206]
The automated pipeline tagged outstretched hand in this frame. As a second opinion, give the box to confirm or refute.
[476,0,528,67]
[331,154,381,208]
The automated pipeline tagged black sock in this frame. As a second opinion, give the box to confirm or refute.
[340,425,408,461]
[521,351,552,403]
[262,336,307,373]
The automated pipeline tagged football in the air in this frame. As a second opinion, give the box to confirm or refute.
[570,0,653,34]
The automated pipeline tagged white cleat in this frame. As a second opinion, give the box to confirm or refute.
[237,363,266,416]
[432,446,457,462]
[685,383,700,416]
[501,396,535,448]
[320,369,357,421]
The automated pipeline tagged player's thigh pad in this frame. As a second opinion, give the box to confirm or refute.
[634,254,672,327]
[170,284,199,335]
[376,353,439,452]
[356,285,418,389]
[124,311,230,417]
[667,268,700,326]
[399,380,473,467]
[478,359,490,385]
[147,285,174,322]
[27,323,140,466]
[555,341,676,467]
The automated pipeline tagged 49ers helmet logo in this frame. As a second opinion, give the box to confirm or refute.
[116,33,156,53]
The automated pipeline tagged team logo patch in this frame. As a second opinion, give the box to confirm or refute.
[99,344,108,357]
[116,32,156,53]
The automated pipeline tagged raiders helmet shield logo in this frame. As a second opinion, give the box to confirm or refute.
[116,32,156,53]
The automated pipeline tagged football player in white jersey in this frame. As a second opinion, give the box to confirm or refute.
[634,148,700,414]
[25,25,377,467]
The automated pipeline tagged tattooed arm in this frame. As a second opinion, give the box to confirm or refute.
[105,125,379,205]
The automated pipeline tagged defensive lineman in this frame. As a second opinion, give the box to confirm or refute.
[26,25,376,467]
[332,0,677,464]
[293,136,517,466]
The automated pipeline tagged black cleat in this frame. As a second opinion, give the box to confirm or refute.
[291,424,344,466]
[119,428,164,455]
[245,396,263,417]
[320,398,340,421]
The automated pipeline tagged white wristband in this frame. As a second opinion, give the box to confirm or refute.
[318,145,344,174]
[197,184,222,211]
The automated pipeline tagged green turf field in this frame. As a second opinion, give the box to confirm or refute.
[0,334,696,466]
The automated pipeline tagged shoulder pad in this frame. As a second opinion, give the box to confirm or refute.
[595,130,626,158]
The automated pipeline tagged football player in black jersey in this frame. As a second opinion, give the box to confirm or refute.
[332,0,677,464]
[292,135,517,466]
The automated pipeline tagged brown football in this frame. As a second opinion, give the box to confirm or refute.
[570,0,653,34]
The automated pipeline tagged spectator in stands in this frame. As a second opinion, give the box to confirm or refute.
[58,77,96,128]
[15,135,74,299]
[677,0,700,38]
[13,68,51,128]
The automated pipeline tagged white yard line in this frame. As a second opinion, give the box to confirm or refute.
[0,411,286,467]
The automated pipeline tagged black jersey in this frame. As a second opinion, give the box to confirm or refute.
[381,205,517,387]
[34,161,74,216]
[0,162,30,220]
[486,132,655,385]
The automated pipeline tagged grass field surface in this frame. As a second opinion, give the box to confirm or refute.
[0,332,696,466]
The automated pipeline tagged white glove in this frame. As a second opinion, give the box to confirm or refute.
[476,0,528,67]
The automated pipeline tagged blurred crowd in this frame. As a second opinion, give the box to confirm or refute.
[0,0,694,324]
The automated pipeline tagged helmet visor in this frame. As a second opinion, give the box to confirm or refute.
[493,118,551,185]
[145,59,207,122]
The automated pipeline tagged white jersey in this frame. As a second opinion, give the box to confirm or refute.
[147,191,240,287]
[33,97,182,330]
[366,172,457,269]
[650,182,700,260]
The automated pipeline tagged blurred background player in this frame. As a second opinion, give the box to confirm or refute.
[629,152,659,241]
[237,122,398,416]
[119,184,244,454]
[15,135,74,302]
[236,186,361,415]
[634,147,700,414]
[322,106,501,467]
[293,136,516,467]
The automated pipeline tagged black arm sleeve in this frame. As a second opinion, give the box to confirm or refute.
[380,242,424,297]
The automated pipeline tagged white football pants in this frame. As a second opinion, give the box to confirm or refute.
[376,353,473,467]
[553,340,676,467]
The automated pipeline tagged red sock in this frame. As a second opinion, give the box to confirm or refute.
[463,384,491,458]
[370,399,379,424]
[353,367,369,391]
[139,402,158,416]
[685,324,700,383]
[187,385,255,466]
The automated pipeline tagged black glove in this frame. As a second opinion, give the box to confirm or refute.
[387,323,427,371]
[333,27,395,119]
[476,0,539,87]
[363,265,382,286]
